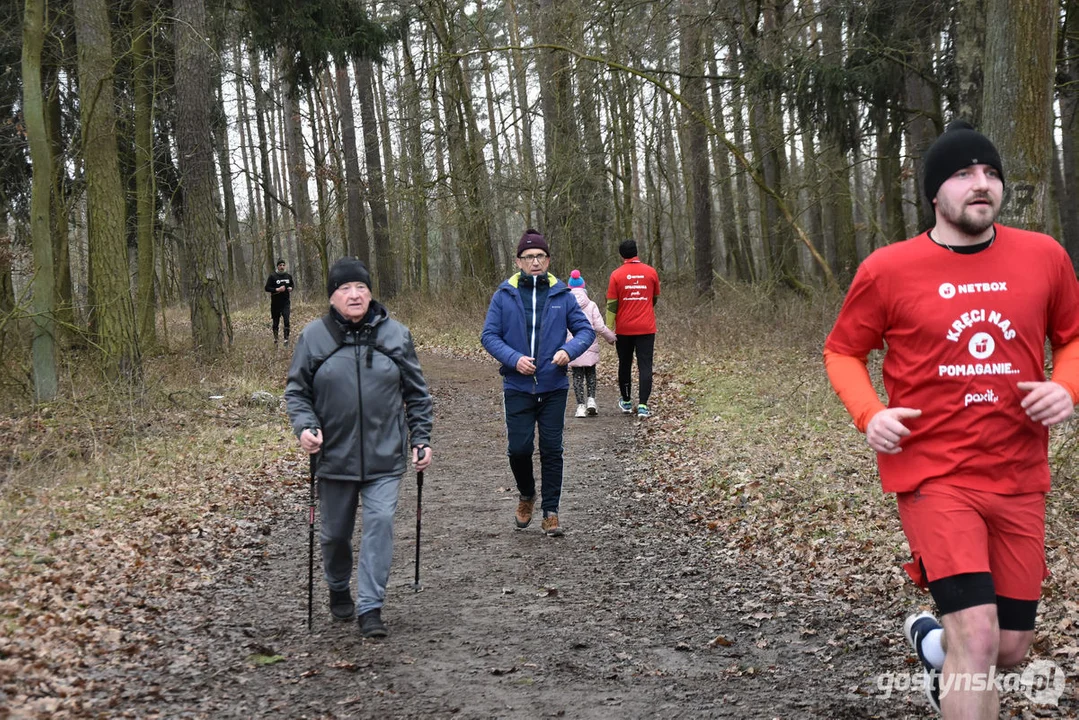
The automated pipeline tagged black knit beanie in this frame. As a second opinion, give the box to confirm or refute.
[327,257,372,296]
[922,120,1004,204]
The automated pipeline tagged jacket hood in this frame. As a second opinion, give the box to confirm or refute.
[570,286,590,307]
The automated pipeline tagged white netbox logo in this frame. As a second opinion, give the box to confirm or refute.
[939,283,957,299]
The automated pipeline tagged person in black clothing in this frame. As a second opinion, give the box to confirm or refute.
[265,259,294,345]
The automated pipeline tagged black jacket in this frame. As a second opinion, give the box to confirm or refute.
[285,302,433,482]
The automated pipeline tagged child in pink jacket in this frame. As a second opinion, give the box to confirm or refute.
[566,270,617,417]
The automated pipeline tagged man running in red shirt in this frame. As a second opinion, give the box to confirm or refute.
[825,120,1079,718]
[606,239,660,418]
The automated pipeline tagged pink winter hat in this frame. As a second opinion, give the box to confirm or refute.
[568,269,585,288]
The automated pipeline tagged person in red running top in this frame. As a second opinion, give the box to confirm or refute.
[606,239,661,418]
[825,120,1079,718]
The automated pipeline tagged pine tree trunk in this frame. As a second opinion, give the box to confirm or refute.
[174,0,230,354]
[74,0,140,377]
[955,0,987,127]
[983,0,1056,232]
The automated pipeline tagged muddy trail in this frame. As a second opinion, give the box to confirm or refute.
[90,354,986,719]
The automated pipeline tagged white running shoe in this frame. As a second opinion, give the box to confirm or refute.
[575,403,587,417]
[586,398,598,415]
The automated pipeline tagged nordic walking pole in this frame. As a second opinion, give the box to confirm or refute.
[308,429,319,632]
[413,447,426,592]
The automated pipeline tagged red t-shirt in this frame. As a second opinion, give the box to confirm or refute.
[825,225,1079,495]
[607,258,660,334]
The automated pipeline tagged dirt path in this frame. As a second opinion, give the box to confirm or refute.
[108,354,957,719]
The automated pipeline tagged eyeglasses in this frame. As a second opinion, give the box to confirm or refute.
[519,254,548,263]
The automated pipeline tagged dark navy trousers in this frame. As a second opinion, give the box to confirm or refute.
[504,388,567,513]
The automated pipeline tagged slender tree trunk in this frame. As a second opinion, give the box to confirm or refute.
[728,42,755,282]
[707,43,737,280]
[374,61,403,278]
[1059,3,1079,263]
[536,0,588,266]
[428,34,454,286]
[74,0,140,377]
[280,51,316,294]
[875,109,907,244]
[132,0,156,346]
[430,4,496,285]
[335,57,370,264]
[819,0,856,281]
[355,57,396,296]
[478,0,510,268]
[506,0,537,224]
[214,41,245,287]
[23,0,58,400]
[250,48,277,274]
[680,0,712,295]
[174,0,230,353]
[400,18,430,291]
[234,42,260,258]
[307,84,331,285]
[44,58,73,330]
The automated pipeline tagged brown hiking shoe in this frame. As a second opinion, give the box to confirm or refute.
[515,495,535,529]
[541,513,564,537]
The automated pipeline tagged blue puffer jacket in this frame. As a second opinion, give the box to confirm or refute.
[481,272,596,393]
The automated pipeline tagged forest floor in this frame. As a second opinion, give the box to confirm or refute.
[3,297,1078,719]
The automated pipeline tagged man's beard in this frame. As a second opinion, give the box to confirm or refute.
[954,209,996,236]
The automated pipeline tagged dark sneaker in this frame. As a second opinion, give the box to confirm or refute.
[637,404,651,418]
[358,609,388,638]
[329,589,355,620]
[541,513,564,537]
[515,495,535,529]
[903,611,942,712]
[618,398,633,414]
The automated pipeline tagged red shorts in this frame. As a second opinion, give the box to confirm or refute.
[896,483,1047,601]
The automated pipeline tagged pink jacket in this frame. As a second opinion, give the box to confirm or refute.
[567,287,616,367]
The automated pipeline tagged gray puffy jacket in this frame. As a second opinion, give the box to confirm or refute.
[285,302,433,482]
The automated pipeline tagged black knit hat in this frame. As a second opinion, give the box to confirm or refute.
[517,229,549,257]
[619,239,638,259]
[922,120,1004,203]
[327,257,372,296]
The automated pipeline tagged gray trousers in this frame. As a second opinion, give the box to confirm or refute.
[318,475,401,615]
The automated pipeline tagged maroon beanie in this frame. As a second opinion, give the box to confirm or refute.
[516,229,549,257]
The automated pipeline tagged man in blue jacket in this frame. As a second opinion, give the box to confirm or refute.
[482,229,595,537]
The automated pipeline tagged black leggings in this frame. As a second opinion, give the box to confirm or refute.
[571,366,597,404]
[616,334,655,406]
